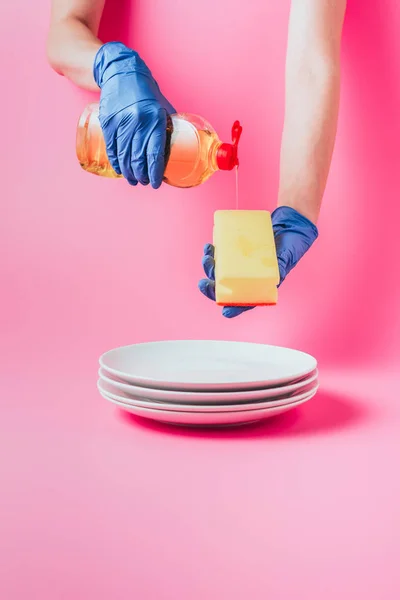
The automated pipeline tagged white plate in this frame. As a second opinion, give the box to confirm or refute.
[98,368,318,404]
[101,391,316,426]
[99,341,317,391]
[98,378,319,413]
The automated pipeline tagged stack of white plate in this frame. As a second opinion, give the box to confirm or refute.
[98,341,318,427]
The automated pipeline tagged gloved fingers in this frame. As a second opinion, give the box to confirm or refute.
[116,128,138,186]
[102,120,121,175]
[148,151,166,189]
[200,243,255,317]
[130,105,152,185]
[202,254,215,280]
[109,156,122,176]
[222,306,255,319]
[203,243,215,258]
[102,127,121,175]
[199,268,255,318]
[147,109,168,189]
[198,278,216,302]
[131,135,150,186]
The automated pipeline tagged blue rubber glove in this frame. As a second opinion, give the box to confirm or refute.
[198,206,319,318]
[93,42,176,188]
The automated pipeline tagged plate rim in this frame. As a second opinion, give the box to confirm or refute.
[98,378,319,413]
[99,340,318,391]
[100,389,316,424]
[98,367,319,404]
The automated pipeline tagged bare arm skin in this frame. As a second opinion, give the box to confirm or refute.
[278,0,347,224]
[47,0,105,91]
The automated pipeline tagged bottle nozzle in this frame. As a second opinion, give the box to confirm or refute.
[216,120,243,171]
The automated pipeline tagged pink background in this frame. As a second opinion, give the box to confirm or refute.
[2,0,400,597]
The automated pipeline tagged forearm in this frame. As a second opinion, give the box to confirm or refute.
[278,0,346,224]
[47,0,105,91]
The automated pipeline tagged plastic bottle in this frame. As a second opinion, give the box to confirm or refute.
[76,103,242,188]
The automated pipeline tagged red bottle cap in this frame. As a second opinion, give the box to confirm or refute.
[216,121,243,171]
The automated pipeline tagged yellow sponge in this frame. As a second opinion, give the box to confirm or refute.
[213,210,280,306]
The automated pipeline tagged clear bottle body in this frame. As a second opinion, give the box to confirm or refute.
[76,104,222,188]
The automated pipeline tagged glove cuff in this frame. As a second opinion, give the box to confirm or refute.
[93,42,144,88]
[271,206,319,243]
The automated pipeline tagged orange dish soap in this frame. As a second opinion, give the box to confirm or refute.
[76,103,242,188]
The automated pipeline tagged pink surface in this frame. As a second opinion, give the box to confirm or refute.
[1,0,400,597]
